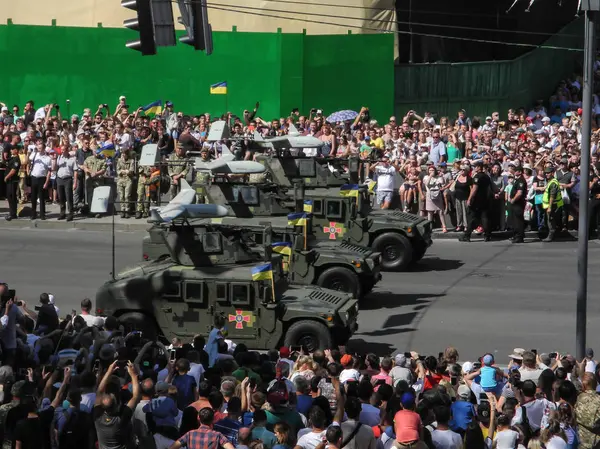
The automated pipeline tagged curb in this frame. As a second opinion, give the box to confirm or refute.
[431,230,579,240]
[0,217,150,232]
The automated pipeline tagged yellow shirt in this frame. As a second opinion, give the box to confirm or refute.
[19,154,27,178]
[369,137,384,150]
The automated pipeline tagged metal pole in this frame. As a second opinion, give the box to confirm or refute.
[576,8,596,360]
[408,0,413,64]
[111,201,116,281]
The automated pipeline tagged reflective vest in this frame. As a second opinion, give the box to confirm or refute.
[542,178,564,210]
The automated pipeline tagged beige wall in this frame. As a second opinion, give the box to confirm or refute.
[0,0,396,35]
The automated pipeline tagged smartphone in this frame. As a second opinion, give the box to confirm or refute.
[418,355,426,361]
[549,352,557,359]
[531,349,538,356]
[93,359,100,372]
[451,376,458,386]
[438,352,444,360]
[7,289,16,300]
[290,346,302,353]
[326,377,332,383]
[292,108,299,114]
[404,352,412,358]
[170,349,177,362]
[249,378,257,389]
[473,361,482,369]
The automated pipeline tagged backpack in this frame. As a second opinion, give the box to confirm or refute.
[58,409,93,449]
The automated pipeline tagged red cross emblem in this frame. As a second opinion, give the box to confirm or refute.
[228,310,253,329]
[323,222,342,240]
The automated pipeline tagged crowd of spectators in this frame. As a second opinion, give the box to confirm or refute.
[1,288,600,449]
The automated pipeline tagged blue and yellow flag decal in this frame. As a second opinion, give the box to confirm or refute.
[367,181,377,193]
[251,262,273,281]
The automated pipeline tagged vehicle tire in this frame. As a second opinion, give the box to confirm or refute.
[284,320,333,352]
[412,241,427,264]
[373,232,413,271]
[316,267,361,298]
[118,312,158,341]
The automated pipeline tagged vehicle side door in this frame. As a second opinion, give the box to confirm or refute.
[312,198,348,242]
[212,281,258,346]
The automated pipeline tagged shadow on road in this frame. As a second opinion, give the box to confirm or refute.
[410,257,464,272]
[361,292,445,310]
[346,338,396,357]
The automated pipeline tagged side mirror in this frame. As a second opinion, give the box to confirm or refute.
[292,235,303,251]
[350,201,357,218]
[262,285,273,303]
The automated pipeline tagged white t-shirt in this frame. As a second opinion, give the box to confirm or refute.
[80,313,99,327]
[340,368,361,384]
[296,429,326,449]
[494,429,519,449]
[511,399,555,431]
[189,362,205,386]
[431,429,463,449]
[375,165,396,192]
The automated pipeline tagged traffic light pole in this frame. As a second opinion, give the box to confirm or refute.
[576,2,597,361]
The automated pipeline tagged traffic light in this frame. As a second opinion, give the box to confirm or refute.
[122,0,157,55]
[179,0,213,54]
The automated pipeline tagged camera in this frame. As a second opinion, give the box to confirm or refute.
[103,104,109,108]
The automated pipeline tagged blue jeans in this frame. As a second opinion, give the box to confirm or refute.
[535,204,545,230]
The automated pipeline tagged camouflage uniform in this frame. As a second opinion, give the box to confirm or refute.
[82,155,107,215]
[168,151,190,199]
[195,154,211,203]
[136,165,152,218]
[116,154,135,217]
[576,390,600,449]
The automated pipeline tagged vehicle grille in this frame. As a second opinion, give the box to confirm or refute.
[309,289,345,305]
[339,241,371,255]
[390,210,422,222]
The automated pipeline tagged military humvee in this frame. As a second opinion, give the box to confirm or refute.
[142,217,382,298]
[197,181,432,271]
[95,256,359,351]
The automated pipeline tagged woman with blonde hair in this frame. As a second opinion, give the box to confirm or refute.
[290,355,316,382]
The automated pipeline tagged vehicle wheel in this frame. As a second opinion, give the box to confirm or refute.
[316,267,361,298]
[373,232,413,271]
[118,312,158,341]
[284,320,333,352]
[412,242,427,263]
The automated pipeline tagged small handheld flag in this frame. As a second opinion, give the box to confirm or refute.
[287,212,310,226]
[142,100,163,116]
[340,184,360,198]
[251,263,273,281]
[96,143,115,158]
[271,242,292,256]
[303,200,314,213]
[210,82,228,95]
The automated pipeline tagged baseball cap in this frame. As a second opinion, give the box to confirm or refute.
[279,347,290,358]
[457,385,471,399]
[578,108,583,115]
[341,354,353,367]
[1,106,8,112]
[560,158,569,164]
[156,381,169,394]
[462,361,474,374]
[542,116,551,122]
[586,348,594,358]
[545,166,555,174]
[439,162,447,167]
[119,95,126,101]
[486,116,492,121]
[483,354,494,366]
[400,392,416,409]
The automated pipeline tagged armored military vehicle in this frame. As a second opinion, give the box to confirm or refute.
[197,180,432,271]
[142,217,382,298]
[95,255,359,351]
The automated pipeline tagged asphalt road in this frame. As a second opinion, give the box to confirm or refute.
[1,227,599,362]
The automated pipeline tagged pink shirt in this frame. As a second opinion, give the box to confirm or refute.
[394,410,422,443]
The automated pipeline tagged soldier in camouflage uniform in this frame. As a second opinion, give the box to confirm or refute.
[136,164,152,219]
[116,149,135,218]
[195,147,212,204]
[81,151,107,218]
[168,141,190,200]
[0,380,31,449]
[576,372,600,449]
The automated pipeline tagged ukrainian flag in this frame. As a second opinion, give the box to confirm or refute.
[303,200,314,213]
[340,184,360,198]
[210,81,228,95]
[251,263,273,281]
[97,143,115,158]
[142,100,163,116]
[288,212,310,226]
[272,242,292,256]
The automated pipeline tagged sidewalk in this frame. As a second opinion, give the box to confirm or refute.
[0,200,582,239]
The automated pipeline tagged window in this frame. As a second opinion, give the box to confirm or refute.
[230,283,251,306]
[313,200,323,215]
[297,159,316,177]
[326,200,342,219]
[203,232,222,253]
[216,283,228,302]
[163,282,181,299]
[185,282,203,301]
